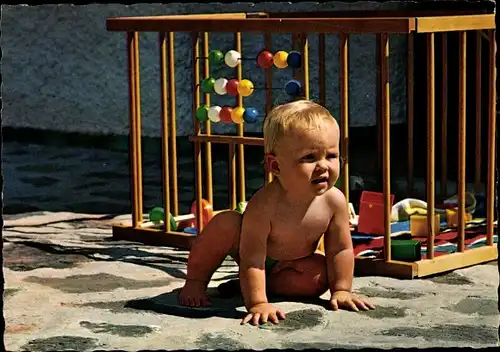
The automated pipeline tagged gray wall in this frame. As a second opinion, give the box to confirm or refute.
[1,2,409,138]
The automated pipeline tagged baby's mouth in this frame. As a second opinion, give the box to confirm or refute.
[312,176,329,184]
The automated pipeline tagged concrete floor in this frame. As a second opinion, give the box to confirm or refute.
[3,211,499,351]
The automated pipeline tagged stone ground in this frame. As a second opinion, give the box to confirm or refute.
[2,139,499,350]
[2,211,499,351]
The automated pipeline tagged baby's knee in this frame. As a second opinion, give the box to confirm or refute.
[211,210,242,234]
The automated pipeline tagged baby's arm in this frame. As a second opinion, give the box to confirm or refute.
[238,190,286,324]
[324,188,374,311]
[324,187,355,293]
[239,197,269,309]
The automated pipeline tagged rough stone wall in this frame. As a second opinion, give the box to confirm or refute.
[1,2,410,138]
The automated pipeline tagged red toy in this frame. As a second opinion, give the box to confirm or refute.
[358,191,395,235]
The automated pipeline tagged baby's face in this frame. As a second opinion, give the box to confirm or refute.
[274,119,340,197]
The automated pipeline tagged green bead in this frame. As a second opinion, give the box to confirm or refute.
[208,50,224,66]
[149,206,164,223]
[235,201,247,214]
[196,105,209,121]
[201,77,215,93]
[169,213,177,231]
[149,206,177,230]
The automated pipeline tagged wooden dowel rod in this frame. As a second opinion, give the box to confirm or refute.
[319,33,326,106]
[407,32,414,195]
[457,31,467,253]
[235,32,246,204]
[426,33,436,260]
[486,29,496,245]
[127,32,140,227]
[441,33,448,198]
[159,32,171,232]
[376,34,383,183]
[265,32,273,185]
[168,32,179,216]
[203,32,213,206]
[133,31,144,224]
[474,31,482,194]
[192,33,203,232]
[380,33,392,262]
[340,33,349,202]
[229,144,237,209]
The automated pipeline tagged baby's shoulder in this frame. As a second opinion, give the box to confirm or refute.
[246,182,277,209]
[324,186,348,210]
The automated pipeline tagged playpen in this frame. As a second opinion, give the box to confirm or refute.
[106,10,497,278]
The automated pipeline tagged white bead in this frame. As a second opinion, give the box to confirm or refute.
[224,50,241,68]
[208,105,222,122]
[213,78,228,95]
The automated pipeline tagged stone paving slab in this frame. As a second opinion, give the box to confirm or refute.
[3,211,499,351]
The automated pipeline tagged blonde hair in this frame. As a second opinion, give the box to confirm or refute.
[263,100,336,154]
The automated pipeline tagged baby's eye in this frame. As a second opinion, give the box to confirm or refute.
[300,154,315,162]
[327,153,338,159]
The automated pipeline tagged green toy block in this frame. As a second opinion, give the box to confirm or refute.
[391,240,422,262]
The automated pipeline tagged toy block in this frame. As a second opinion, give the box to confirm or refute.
[410,214,441,236]
[358,191,395,235]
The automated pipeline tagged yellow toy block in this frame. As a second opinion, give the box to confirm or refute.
[445,209,472,227]
[410,214,440,236]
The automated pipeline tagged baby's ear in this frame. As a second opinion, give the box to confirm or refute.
[264,152,280,175]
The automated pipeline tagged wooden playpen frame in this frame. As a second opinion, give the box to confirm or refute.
[106,10,497,279]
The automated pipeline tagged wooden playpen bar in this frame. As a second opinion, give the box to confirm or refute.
[107,11,497,278]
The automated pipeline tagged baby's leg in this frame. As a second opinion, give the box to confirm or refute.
[178,210,241,307]
[267,252,329,298]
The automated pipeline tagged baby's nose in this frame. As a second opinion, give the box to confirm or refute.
[316,159,329,170]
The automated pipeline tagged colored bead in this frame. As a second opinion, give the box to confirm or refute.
[208,50,224,66]
[226,79,240,96]
[273,51,288,68]
[287,51,302,69]
[219,106,233,123]
[208,105,221,123]
[284,79,302,96]
[237,79,254,97]
[257,50,274,68]
[213,78,228,95]
[243,107,259,124]
[200,77,215,93]
[224,50,241,68]
[231,106,245,124]
[196,105,209,121]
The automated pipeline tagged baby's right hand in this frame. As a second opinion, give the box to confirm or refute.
[241,302,286,325]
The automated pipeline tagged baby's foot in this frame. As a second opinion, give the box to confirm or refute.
[178,280,211,307]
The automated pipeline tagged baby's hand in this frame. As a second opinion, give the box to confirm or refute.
[330,290,375,311]
[241,303,286,326]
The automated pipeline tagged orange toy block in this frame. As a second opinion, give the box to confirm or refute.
[358,191,395,235]
[445,208,472,227]
[409,214,441,236]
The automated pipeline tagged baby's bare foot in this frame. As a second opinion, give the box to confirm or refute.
[178,280,211,307]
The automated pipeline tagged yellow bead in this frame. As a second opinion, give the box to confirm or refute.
[273,51,288,68]
[237,79,254,97]
[231,106,245,124]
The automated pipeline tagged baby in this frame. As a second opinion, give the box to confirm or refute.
[178,100,374,325]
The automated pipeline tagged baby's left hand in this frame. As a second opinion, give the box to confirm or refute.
[330,290,375,311]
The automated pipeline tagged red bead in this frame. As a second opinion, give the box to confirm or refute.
[226,79,240,96]
[219,106,233,123]
[257,50,274,69]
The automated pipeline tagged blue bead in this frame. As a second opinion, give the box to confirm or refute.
[243,107,259,123]
[287,51,302,69]
[284,80,302,96]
